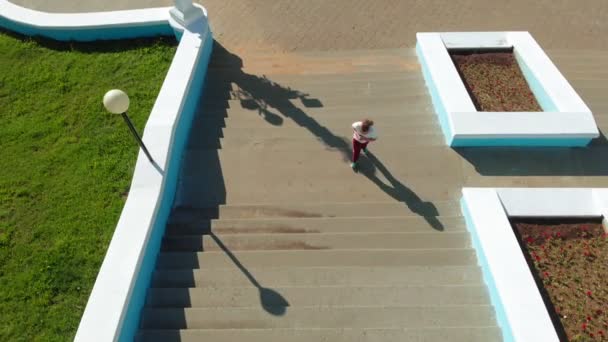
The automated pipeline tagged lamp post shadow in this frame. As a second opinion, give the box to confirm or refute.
[210,232,289,316]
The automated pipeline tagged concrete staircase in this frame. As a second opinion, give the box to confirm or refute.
[136,43,502,341]
[547,49,608,119]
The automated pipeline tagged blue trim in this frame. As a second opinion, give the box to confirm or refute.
[116,32,214,342]
[460,198,513,342]
[416,43,453,145]
[452,137,591,147]
[513,49,558,112]
[0,16,173,41]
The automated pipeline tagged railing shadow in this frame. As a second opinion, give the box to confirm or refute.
[206,41,351,160]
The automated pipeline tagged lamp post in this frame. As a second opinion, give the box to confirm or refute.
[103,89,155,163]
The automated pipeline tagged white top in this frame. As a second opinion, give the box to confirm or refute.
[352,121,378,142]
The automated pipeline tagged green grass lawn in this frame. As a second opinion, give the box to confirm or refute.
[0,30,177,341]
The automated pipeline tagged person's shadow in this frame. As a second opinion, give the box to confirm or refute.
[360,151,445,231]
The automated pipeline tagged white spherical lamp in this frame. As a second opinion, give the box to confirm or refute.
[103,89,130,114]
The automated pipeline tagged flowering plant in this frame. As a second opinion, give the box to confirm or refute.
[513,220,608,341]
[450,51,542,112]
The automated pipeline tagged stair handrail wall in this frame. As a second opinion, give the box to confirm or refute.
[0,2,213,341]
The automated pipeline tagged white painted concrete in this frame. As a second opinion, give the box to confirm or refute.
[463,188,558,342]
[170,0,203,28]
[442,32,509,49]
[451,111,598,137]
[0,0,170,28]
[75,23,210,340]
[417,31,599,146]
[498,188,598,217]
[508,32,591,113]
[463,187,608,342]
[416,32,476,114]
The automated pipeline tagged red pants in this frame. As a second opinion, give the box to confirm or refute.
[352,139,369,163]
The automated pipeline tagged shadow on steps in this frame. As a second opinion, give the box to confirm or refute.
[187,40,444,231]
[360,151,444,231]
[210,232,289,316]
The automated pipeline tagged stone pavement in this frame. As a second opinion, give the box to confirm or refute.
[9,0,608,54]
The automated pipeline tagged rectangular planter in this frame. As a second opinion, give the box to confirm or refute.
[461,187,608,342]
[417,31,599,147]
[510,217,607,341]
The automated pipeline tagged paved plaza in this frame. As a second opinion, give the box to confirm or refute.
[10,0,608,54]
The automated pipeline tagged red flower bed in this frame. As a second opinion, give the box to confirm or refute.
[512,219,608,341]
[450,50,542,112]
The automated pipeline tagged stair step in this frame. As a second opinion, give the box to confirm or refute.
[204,70,424,87]
[180,146,458,178]
[551,51,608,56]
[560,73,608,83]
[208,61,420,76]
[207,82,427,99]
[550,62,608,72]
[549,64,608,76]
[548,56,608,64]
[170,201,461,221]
[201,95,430,110]
[145,285,490,308]
[197,102,435,120]
[208,57,418,71]
[582,97,608,107]
[211,47,418,60]
[588,103,608,114]
[136,327,502,342]
[191,115,439,131]
[202,86,428,102]
[210,54,419,67]
[293,48,418,58]
[151,265,484,288]
[198,107,437,121]
[188,126,440,143]
[566,87,608,100]
[155,249,478,270]
[160,232,471,252]
[202,87,429,102]
[176,146,461,205]
[547,48,608,57]
[195,108,438,123]
[165,216,466,235]
[209,49,418,67]
[139,305,498,329]
[176,175,459,205]
[181,146,456,172]
[203,77,427,95]
[187,134,447,149]
[187,126,438,142]
[569,81,608,90]
[186,126,440,142]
